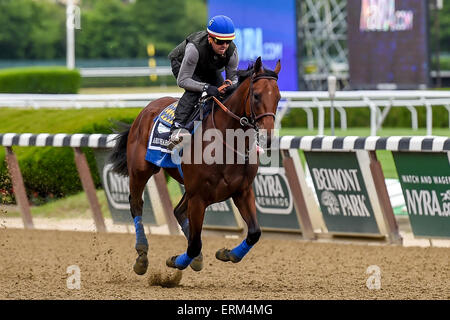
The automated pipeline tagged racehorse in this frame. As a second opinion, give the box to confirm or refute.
[109,57,281,275]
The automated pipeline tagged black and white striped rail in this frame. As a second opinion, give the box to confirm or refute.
[0,133,117,148]
[277,135,450,152]
[1,133,449,152]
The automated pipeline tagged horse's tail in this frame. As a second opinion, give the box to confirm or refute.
[109,122,131,176]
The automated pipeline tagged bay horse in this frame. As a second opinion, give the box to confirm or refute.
[109,57,281,275]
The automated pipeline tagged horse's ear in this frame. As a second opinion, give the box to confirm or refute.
[254,56,263,74]
[274,59,281,75]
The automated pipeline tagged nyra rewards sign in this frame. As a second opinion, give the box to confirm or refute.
[254,166,293,215]
[252,158,301,232]
[93,149,157,225]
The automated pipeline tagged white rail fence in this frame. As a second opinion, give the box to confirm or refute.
[1,91,450,136]
[79,66,173,77]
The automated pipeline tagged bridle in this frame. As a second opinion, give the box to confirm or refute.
[212,73,278,129]
[210,73,279,161]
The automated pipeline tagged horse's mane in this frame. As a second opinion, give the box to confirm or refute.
[237,63,278,83]
[221,63,278,101]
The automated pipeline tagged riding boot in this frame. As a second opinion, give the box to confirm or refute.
[168,90,200,150]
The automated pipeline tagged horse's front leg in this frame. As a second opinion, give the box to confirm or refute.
[216,187,261,263]
[167,196,206,270]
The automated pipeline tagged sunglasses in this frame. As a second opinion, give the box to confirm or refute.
[212,37,232,45]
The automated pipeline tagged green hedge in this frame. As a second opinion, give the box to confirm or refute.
[281,105,450,128]
[0,67,81,93]
[0,112,137,205]
[432,55,450,70]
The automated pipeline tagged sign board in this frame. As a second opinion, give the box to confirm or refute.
[94,149,162,225]
[252,151,302,232]
[208,0,298,90]
[347,0,430,89]
[178,184,242,231]
[304,151,382,235]
[393,152,450,238]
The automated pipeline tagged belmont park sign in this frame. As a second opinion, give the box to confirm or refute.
[305,151,381,235]
[311,167,371,218]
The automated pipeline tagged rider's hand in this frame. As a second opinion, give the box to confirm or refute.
[224,82,238,94]
[218,79,233,94]
[204,84,220,97]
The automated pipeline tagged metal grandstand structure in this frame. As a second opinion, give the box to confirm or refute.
[298,0,349,91]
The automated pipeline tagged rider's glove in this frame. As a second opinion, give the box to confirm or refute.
[203,84,220,97]
[224,82,238,94]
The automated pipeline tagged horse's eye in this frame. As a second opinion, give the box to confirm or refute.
[253,93,260,101]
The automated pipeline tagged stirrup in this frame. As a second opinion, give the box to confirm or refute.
[168,129,189,151]
[167,133,182,151]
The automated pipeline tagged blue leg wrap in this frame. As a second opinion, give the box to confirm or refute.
[134,216,148,246]
[175,252,193,268]
[181,218,190,239]
[230,239,253,260]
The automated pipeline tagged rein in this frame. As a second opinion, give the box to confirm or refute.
[210,73,278,161]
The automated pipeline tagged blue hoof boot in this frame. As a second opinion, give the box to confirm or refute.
[166,256,184,270]
[166,253,193,270]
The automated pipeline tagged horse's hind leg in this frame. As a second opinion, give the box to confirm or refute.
[129,162,159,275]
[166,196,206,270]
[173,193,203,271]
[216,187,261,263]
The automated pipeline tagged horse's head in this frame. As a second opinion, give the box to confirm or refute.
[247,57,281,148]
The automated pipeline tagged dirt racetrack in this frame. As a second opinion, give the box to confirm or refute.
[0,228,449,300]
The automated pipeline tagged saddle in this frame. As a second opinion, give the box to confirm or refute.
[144,97,213,177]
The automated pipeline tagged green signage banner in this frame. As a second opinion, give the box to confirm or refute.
[178,184,240,230]
[93,149,157,225]
[304,151,380,235]
[393,152,450,238]
[252,151,301,232]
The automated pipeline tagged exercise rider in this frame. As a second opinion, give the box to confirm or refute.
[167,15,239,150]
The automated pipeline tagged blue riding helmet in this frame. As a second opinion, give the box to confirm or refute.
[207,15,235,40]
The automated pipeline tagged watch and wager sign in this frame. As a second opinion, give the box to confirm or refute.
[91,134,449,241]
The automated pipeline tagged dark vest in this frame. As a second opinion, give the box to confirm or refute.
[168,31,236,81]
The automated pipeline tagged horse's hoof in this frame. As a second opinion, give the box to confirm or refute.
[133,252,148,275]
[133,244,149,275]
[215,248,241,263]
[166,255,188,270]
[190,253,203,272]
[166,256,177,268]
